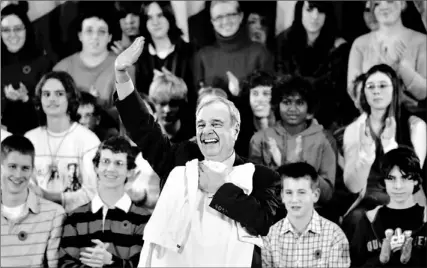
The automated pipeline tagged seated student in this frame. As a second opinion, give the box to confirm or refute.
[148,68,195,144]
[1,135,65,268]
[236,70,276,158]
[351,146,426,267]
[249,75,336,207]
[58,136,151,268]
[77,91,119,141]
[262,162,350,268]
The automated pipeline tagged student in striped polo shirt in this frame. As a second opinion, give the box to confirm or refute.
[59,136,151,268]
[1,135,66,267]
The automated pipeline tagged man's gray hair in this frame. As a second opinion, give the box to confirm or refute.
[196,96,241,130]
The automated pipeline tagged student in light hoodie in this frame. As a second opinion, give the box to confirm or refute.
[249,75,336,208]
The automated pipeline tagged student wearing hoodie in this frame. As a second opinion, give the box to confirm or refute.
[351,146,426,268]
[249,75,336,207]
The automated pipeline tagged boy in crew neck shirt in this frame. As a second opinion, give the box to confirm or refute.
[351,147,426,267]
[261,162,350,268]
[1,135,65,267]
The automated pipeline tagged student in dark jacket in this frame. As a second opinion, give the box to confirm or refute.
[113,37,285,267]
[135,1,196,110]
[1,2,54,134]
[275,1,357,131]
[351,147,426,268]
[193,1,273,101]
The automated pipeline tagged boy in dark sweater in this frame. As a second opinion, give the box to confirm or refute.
[350,147,426,267]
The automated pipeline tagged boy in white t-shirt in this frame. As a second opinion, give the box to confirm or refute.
[25,71,100,212]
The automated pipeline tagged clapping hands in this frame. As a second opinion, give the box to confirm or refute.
[80,239,113,267]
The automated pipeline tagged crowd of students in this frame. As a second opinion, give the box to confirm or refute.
[1,0,426,267]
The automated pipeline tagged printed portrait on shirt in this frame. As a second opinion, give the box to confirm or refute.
[65,162,82,192]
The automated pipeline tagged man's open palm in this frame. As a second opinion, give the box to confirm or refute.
[115,37,145,71]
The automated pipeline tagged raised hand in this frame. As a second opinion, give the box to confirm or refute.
[110,40,126,55]
[114,36,144,72]
[380,229,393,264]
[267,137,282,166]
[4,84,20,101]
[360,121,375,154]
[286,136,303,163]
[226,71,240,97]
[400,232,413,264]
[381,117,396,148]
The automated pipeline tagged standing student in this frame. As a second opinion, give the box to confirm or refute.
[1,135,65,267]
[59,136,150,268]
[262,162,350,268]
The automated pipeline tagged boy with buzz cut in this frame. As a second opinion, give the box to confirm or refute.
[59,136,151,268]
[1,135,65,268]
[351,147,426,268]
[262,162,350,268]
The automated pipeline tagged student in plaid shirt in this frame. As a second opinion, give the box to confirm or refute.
[262,162,350,268]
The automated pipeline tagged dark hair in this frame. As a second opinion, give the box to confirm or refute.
[92,136,138,170]
[271,75,315,120]
[114,1,144,18]
[288,1,337,55]
[380,146,422,193]
[78,91,102,117]
[355,64,411,147]
[34,71,81,126]
[1,135,35,166]
[140,1,183,45]
[238,70,275,117]
[277,162,319,189]
[1,1,43,65]
[76,6,115,34]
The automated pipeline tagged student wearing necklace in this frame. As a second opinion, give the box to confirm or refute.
[25,71,100,212]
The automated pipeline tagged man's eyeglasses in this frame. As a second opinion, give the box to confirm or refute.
[211,12,240,23]
[1,25,25,35]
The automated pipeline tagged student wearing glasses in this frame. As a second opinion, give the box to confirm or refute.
[193,0,273,102]
[341,64,426,242]
[53,8,117,111]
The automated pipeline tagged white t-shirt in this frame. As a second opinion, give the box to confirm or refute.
[25,123,100,212]
[2,203,26,221]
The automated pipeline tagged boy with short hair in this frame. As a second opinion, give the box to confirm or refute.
[351,147,426,267]
[59,136,151,267]
[1,135,65,267]
[262,162,350,268]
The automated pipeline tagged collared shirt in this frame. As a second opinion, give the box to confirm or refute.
[91,193,132,231]
[1,190,65,268]
[262,211,350,268]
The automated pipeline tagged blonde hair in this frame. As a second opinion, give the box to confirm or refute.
[148,73,188,104]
